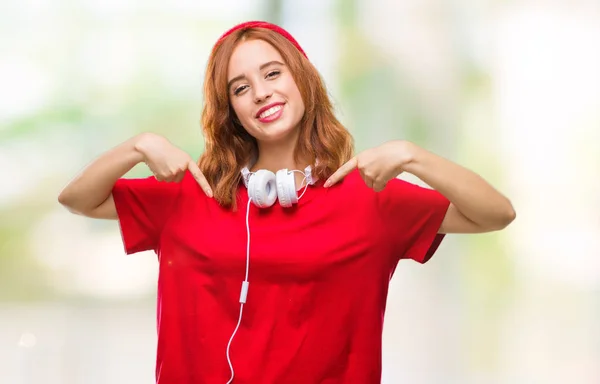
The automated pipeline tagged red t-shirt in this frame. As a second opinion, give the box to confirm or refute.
[112,169,450,384]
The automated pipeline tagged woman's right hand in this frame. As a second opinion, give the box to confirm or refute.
[135,133,213,197]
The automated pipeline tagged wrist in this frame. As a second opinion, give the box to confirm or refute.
[397,140,427,174]
[131,132,156,162]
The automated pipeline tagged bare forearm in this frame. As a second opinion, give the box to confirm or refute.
[403,143,515,229]
[58,134,145,214]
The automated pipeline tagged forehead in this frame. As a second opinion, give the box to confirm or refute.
[227,39,284,79]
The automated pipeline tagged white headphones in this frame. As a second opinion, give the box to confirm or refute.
[226,164,316,384]
[240,165,315,208]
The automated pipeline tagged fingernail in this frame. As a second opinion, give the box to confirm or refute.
[207,189,213,198]
[324,180,331,188]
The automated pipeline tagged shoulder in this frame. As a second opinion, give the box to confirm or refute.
[113,175,181,200]
[381,175,441,199]
[328,169,419,200]
[178,170,233,213]
[378,176,450,220]
[328,170,443,201]
[179,170,210,196]
[321,169,378,211]
[329,169,370,193]
[113,171,207,205]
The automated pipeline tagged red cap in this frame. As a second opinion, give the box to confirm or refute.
[213,21,308,59]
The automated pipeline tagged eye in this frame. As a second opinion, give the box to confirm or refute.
[266,70,280,79]
[233,85,248,96]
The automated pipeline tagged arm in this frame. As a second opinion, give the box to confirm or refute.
[58,134,145,219]
[325,140,516,234]
[59,132,212,220]
[401,142,516,234]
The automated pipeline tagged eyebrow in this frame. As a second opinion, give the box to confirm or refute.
[227,60,285,91]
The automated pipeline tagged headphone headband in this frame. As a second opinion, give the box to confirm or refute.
[241,165,315,188]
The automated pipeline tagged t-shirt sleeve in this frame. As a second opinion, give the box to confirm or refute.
[111,176,182,255]
[378,177,451,264]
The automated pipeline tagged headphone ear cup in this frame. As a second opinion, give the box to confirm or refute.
[276,169,298,208]
[248,170,277,208]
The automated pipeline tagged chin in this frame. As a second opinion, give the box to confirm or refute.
[258,133,294,144]
[257,123,300,142]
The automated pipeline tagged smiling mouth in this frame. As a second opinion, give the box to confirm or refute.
[257,104,284,123]
[258,105,283,119]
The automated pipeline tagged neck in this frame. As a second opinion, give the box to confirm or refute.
[250,139,313,189]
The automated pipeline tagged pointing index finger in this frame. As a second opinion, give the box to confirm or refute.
[324,157,357,187]
[188,160,213,198]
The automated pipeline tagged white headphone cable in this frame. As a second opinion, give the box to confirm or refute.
[226,198,252,384]
[291,170,309,200]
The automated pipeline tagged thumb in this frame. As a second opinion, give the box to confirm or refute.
[372,179,388,192]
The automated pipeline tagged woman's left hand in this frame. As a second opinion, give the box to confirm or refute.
[324,140,417,191]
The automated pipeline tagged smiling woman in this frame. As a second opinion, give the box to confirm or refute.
[199,23,353,209]
[226,42,307,167]
[57,20,515,384]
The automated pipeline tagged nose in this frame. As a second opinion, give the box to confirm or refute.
[253,81,272,104]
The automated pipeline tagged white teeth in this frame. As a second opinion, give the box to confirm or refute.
[259,105,282,119]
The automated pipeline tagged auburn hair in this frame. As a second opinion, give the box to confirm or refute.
[198,27,354,210]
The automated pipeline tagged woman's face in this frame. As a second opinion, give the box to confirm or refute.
[227,39,305,145]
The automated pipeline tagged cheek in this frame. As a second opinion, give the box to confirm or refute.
[297,93,306,112]
[230,100,250,122]
[294,91,306,115]
[287,82,305,112]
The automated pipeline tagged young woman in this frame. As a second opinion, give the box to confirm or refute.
[58,21,515,384]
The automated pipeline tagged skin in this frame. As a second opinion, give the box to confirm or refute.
[59,37,515,233]
[227,39,310,187]
[57,133,211,219]
[226,40,516,233]
[325,140,516,233]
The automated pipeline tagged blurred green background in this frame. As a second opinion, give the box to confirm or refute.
[1,0,599,383]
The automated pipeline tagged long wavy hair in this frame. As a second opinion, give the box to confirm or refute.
[198,26,354,210]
